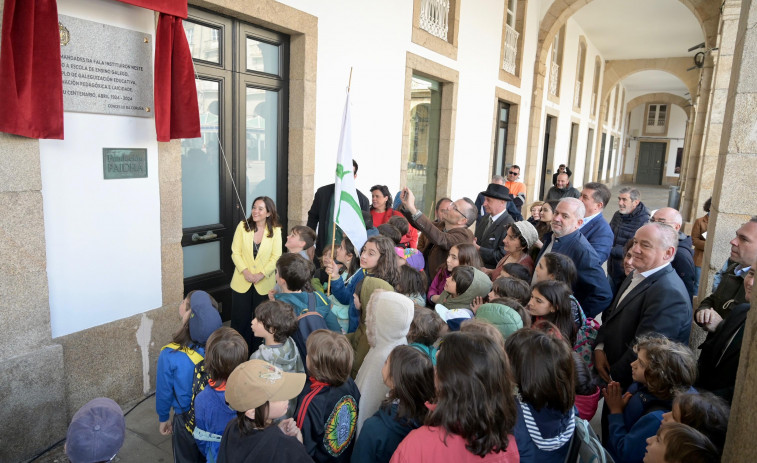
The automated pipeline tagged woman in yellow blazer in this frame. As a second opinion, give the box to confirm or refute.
[230,196,282,353]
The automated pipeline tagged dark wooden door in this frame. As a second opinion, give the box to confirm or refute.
[636,142,665,185]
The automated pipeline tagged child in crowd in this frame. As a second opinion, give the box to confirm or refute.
[157,290,222,462]
[394,265,427,306]
[471,302,524,341]
[572,351,601,421]
[286,225,316,260]
[193,327,249,462]
[348,277,394,378]
[314,243,350,333]
[250,301,305,373]
[532,252,585,328]
[326,235,399,334]
[643,423,720,463]
[528,201,543,226]
[471,276,530,311]
[377,223,402,246]
[435,266,492,329]
[355,291,415,434]
[352,346,435,463]
[427,243,481,304]
[273,253,341,332]
[296,330,361,463]
[526,280,577,345]
[499,262,531,282]
[407,306,446,365]
[66,398,125,463]
[603,335,698,463]
[391,332,520,462]
[394,246,425,272]
[459,318,506,349]
[662,391,729,453]
[506,328,575,462]
[217,359,310,462]
[388,215,418,249]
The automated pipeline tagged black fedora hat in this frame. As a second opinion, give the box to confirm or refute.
[480,183,511,201]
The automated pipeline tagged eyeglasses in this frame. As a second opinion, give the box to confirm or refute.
[508,171,518,176]
[447,202,466,220]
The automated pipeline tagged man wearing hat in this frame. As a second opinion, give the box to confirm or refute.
[474,183,516,268]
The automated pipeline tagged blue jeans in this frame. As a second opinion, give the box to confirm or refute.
[694,266,701,295]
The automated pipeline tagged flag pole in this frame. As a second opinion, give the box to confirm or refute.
[327,68,354,296]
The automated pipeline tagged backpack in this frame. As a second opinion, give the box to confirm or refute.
[573,304,600,368]
[292,293,330,363]
[161,343,209,434]
[564,416,614,463]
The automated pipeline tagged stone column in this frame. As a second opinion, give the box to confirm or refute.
[717,0,757,459]
[683,1,741,224]
[0,132,67,461]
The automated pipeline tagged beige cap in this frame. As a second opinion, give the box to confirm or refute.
[225,359,306,412]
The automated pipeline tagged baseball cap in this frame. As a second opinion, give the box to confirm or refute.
[225,359,306,412]
[65,398,125,463]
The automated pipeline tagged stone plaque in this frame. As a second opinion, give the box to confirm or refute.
[103,148,148,179]
[59,15,153,117]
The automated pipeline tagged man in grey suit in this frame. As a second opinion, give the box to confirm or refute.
[474,183,515,268]
[594,222,693,388]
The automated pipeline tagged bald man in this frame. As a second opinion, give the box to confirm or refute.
[650,207,696,299]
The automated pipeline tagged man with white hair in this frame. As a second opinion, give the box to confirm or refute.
[534,197,613,317]
[608,187,650,292]
[594,222,693,388]
[650,207,696,299]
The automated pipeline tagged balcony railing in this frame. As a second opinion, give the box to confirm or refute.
[574,80,582,107]
[502,23,519,74]
[419,0,450,41]
[549,62,559,96]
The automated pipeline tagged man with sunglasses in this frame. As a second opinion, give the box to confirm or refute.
[504,166,527,208]
[400,187,477,279]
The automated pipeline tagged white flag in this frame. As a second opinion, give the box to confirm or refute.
[333,91,367,254]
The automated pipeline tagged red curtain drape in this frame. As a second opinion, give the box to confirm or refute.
[154,13,200,142]
[0,0,64,139]
[113,0,187,18]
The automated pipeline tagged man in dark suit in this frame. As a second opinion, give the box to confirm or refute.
[534,197,613,317]
[307,160,370,258]
[579,182,614,264]
[594,222,693,388]
[651,207,697,299]
[474,183,515,268]
[695,264,753,403]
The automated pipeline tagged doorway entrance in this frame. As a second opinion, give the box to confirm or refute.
[539,115,557,199]
[636,141,666,185]
[181,9,289,319]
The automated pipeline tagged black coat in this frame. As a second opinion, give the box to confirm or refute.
[307,184,370,257]
[672,233,696,300]
[608,202,650,291]
[696,302,750,404]
[697,261,748,320]
[596,264,693,388]
[474,211,515,268]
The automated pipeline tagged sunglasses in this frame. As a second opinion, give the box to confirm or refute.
[508,171,518,176]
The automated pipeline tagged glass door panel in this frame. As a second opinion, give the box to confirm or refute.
[408,75,441,217]
[245,87,279,209]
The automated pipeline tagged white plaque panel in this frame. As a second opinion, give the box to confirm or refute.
[59,14,153,117]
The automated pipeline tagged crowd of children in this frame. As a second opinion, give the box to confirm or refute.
[63,213,731,463]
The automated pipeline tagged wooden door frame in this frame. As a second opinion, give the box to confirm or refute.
[633,139,669,185]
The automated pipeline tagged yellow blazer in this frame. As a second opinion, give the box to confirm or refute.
[230,222,282,295]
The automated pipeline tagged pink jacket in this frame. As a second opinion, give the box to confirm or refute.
[390,426,519,463]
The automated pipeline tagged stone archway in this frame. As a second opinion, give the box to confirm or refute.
[600,60,698,105]
[522,0,720,198]
[626,92,692,119]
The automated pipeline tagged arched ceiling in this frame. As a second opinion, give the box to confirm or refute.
[622,70,690,99]
[571,0,704,60]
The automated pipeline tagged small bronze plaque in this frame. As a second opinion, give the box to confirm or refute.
[103,148,148,179]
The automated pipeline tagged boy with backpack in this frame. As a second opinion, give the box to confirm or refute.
[250,300,305,373]
[272,253,341,332]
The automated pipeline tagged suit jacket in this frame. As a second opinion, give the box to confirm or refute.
[696,302,750,403]
[230,223,283,295]
[307,183,370,257]
[579,215,613,264]
[596,265,692,387]
[475,212,515,268]
[536,230,613,317]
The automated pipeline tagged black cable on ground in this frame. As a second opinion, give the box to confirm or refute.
[24,392,156,463]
